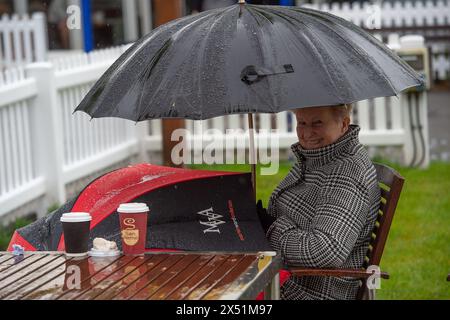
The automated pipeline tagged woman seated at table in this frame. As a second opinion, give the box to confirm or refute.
[257,104,380,300]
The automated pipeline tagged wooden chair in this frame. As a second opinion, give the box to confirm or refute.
[287,163,405,300]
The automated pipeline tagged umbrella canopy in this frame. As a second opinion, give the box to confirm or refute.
[8,164,271,252]
[75,3,423,121]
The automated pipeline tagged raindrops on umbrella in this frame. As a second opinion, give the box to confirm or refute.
[74,3,423,121]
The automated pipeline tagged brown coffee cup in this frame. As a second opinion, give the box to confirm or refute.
[118,203,149,255]
[60,212,92,257]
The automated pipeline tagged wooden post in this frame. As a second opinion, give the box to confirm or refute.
[122,0,139,42]
[31,12,48,62]
[153,0,185,167]
[138,0,153,36]
[13,0,28,15]
[67,0,84,50]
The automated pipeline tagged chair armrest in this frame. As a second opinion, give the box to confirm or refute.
[288,267,390,280]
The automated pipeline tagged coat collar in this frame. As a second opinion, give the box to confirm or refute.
[291,125,361,171]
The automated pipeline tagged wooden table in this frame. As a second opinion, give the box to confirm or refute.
[0,251,281,300]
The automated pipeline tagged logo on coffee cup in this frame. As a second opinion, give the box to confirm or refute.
[121,218,139,246]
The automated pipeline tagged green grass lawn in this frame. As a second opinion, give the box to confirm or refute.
[0,218,34,251]
[190,160,450,300]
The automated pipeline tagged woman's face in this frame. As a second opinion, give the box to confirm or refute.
[295,106,350,150]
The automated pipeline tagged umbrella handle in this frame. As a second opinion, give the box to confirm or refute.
[241,64,294,85]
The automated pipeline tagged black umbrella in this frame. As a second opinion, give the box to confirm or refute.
[75,1,423,195]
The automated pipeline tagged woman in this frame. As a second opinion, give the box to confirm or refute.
[258,104,380,300]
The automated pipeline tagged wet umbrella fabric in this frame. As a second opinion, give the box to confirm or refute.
[75,4,423,121]
[8,164,272,252]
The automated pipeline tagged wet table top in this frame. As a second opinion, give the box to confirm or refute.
[0,251,281,300]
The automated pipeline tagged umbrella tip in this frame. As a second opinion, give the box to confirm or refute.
[238,0,246,4]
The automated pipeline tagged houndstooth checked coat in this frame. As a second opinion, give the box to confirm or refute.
[267,125,380,300]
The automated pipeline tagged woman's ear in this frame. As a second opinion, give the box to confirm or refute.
[342,116,350,133]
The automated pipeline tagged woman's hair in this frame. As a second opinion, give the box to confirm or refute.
[332,103,353,121]
[292,104,353,120]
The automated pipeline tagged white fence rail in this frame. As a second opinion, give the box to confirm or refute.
[0,13,47,70]
[432,52,450,80]
[298,0,450,28]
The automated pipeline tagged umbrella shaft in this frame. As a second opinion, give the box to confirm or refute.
[248,113,256,202]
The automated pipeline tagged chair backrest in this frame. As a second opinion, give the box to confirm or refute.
[358,163,404,299]
[365,163,405,267]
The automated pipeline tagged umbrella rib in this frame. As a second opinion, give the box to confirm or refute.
[109,16,193,83]
[263,7,346,103]
[81,14,208,120]
[300,7,422,93]
[244,7,279,113]
[194,8,237,119]
[138,12,224,120]
[291,8,399,96]
[247,6,273,25]
[136,39,173,121]
[300,7,420,83]
[144,8,238,120]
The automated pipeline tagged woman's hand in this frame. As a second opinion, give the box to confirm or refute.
[256,200,276,233]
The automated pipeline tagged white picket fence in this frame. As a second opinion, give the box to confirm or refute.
[298,0,450,28]
[0,45,149,217]
[0,12,47,70]
[298,0,450,81]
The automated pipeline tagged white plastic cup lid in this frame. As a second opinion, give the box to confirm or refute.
[60,212,92,223]
[117,203,149,213]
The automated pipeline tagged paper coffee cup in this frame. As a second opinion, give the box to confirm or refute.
[118,203,149,255]
[60,212,92,257]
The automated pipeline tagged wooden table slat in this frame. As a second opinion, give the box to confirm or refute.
[0,254,53,285]
[127,255,191,300]
[0,253,15,265]
[57,255,138,300]
[5,261,71,300]
[0,255,29,273]
[21,257,91,300]
[202,255,259,300]
[129,254,200,300]
[165,255,229,300]
[148,255,215,300]
[0,255,67,299]
[23,272,68,300]
[111,255,186,300]
[0,254,46,279]
[94,254,169,300]
[185,255,248,300]
[22,256,123,300]
[75,256,152,300]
